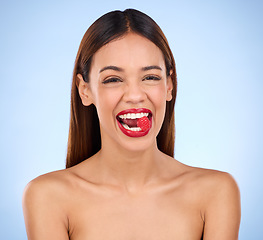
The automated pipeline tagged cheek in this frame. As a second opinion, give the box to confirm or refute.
[147,85,167,127]
[147,84,167,108]
[94,88,122,116]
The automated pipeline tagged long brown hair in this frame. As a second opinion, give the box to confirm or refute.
[66,9,177,168]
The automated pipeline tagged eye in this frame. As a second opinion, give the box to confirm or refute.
[102,77,122,84]
[143,75,161,81]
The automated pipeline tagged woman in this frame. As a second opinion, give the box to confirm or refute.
[23,9,241,239]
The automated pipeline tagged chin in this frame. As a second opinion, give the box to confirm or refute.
[116,133,157,154]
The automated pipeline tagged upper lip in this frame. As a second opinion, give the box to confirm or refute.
[117,108,152,116]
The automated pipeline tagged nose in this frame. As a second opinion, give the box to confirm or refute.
[122,81,147,104]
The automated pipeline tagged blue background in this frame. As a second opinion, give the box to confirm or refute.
[1,0,262,239]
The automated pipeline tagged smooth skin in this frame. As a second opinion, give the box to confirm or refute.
[23,33,241,240]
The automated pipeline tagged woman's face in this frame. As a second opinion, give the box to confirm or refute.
[79,33,173,152]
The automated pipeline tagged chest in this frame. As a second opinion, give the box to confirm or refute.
[67,191,204,240]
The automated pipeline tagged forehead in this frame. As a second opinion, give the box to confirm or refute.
[91,33,165,71]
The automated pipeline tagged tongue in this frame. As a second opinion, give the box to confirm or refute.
[122,118,138,127]
[121,116,151,131]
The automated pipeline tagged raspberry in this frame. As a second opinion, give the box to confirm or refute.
[137,116,151,131]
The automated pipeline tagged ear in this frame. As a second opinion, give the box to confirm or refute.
[76,74,94,106]
[166,70,173,102]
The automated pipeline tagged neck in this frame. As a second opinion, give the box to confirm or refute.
[95,143,164,194]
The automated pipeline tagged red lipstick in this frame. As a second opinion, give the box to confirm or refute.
[116,108,152,138]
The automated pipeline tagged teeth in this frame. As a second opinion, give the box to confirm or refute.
[130,113,136,119]
[118,112,149,119]
[122,123,142,131]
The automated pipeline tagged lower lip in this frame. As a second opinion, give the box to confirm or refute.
[117,120,151,138]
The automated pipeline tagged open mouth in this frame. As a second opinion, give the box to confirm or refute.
[116,108,152,137]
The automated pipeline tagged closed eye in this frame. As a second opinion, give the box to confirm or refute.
[143,75,161,81]
[102,77,122,84]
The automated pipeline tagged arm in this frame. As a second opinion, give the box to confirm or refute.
[203,172,241,240]
[22,176,69,240]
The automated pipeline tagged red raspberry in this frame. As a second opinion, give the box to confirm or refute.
[137,116,151,131]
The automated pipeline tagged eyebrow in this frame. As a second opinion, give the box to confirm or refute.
[99,65,163,73]
[99,66,124,73]
[141,65,162,71]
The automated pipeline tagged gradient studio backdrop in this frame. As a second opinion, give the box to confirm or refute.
[0,0,262,239]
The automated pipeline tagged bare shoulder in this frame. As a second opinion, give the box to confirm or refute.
[175,161,240,197]
[22,169,75,239]
[23,169,72,204]
[177,163,241,239]
[194,167,240,202]
[22,163,94,211]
